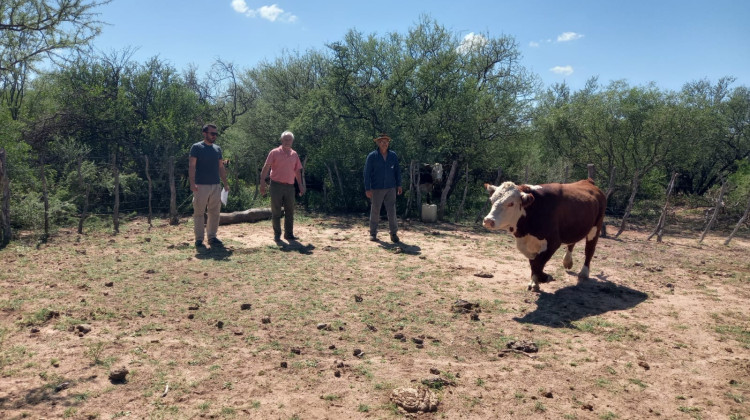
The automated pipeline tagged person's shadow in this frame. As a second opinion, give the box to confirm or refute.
[375,239,422,255]
[195,244,234,261]
[276,238,315,255]
[513,276,648,327]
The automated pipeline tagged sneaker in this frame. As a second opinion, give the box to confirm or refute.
[369,235,377,242]
[208,237,223,246]
[390,233,400,243]
[195,239,204,247]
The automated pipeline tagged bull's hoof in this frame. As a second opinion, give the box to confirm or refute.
[527,283,541,292]
[578,266,590,280]
[538,274,553,283]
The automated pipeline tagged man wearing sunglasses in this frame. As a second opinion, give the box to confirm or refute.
[189,123,229,248]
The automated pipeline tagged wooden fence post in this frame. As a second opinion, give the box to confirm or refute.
[587,164,595,180]
[145,155,152,228]
[699,179,727,244]
[648,172,678,242]
[725,190,750,246]
[112,151,120,234]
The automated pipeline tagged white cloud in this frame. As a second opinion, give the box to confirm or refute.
[231,1,297,23]
[457,32,488,54]
[557,32,583,42]
[550,65,574,76]
[529,41,540,48]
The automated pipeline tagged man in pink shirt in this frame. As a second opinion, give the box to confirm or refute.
[260,131,306,241]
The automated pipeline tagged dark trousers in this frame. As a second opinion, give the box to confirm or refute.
[270,181,296,236]
[369,188,398,235]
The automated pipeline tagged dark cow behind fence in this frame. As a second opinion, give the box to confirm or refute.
[418,163,444,203]
[483,179,606,292]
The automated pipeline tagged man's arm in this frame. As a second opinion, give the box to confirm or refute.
[259,161,272,195]
[189,156,198,192]
[295,168,306,196]
[218,159,229,191]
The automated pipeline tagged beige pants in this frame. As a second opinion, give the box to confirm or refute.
[193,184,222,241]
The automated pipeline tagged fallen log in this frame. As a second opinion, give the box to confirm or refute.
[219,208,272,225]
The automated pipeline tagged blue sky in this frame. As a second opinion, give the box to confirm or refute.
[93,0,750,92]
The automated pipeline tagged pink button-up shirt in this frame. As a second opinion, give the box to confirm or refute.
[264,146,302,184]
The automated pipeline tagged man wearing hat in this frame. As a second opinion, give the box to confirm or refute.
[363,134,402,242]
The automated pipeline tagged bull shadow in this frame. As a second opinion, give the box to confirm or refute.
[513,276,648,328]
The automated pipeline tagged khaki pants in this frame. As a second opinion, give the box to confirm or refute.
[193,184,222,241]
[270,181,296,237]
[369,188,398,236]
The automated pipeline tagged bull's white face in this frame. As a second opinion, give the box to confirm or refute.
[483,182,526,233]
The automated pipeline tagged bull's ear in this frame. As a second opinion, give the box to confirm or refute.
[484,183,496,194]
[520,192,535,208]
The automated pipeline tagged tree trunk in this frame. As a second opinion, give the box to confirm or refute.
[325,163,334,208]
[438,160,459,221]
[168,156,178,225]
[615,170,640,238]
[145,155,153,228]
[699,179,727,244]
[587,164,595,180]
[333,160,344,198]
[476,167,502,223]
[648,172,678,242]
[112,151,120,234]
[0,148,11,246]
[40,153,50,242]
[600,167,617,238]
[724,190,750,246]
[403,160,415,219]
[563,165,569,183]
[76,157,91,235]
[455,164,469,222]
[415,164,422,216]
[219,208,273,225]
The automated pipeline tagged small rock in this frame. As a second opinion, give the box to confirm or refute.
[75,324,92,334]
[367,324,378,332]
[329,345,336,350]
[30,327,40,333]
[240,303,252,310]
[412,337,424,345]
[145,269,156,274]
[290,347,301,355]
[144,237,151,242]
[506,340,538,353]
[232,330,243,336]
[262,317,271,324]
[394,333,405,340]
[54,382,70,392]
[280,361,288,368]
[582,403,594,411]
[216,321,224,329]
[187,314,194,320]
[317,323,330,330]
[429,368,440,375]
[452,299,479,314]
[104,282,113,287]
[638,361,650,370]
[109,367,129,383]
[470,313,480,321]
[188,305,199,311]
[334,370,341,377]
[353,349,363,357]
[473,271,493,278]
[354,295,363,302]
[542,391,553,398]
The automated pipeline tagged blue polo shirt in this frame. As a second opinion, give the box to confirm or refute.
[364,149,401,191]
[190,141,223,185]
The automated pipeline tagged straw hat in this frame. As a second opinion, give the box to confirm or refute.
[373,134,391,142]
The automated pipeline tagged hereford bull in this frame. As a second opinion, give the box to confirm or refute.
[483,179,606,292]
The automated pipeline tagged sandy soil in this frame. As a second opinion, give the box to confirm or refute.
[0,214,748,419]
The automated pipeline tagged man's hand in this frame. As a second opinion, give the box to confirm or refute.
[397,187,403,195]
[298,185,306,196]
[260,183,267,196]
[365,190,373,199]
[223,185,230,193]
[191,183,198,192]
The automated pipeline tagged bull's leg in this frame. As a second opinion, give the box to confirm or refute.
[579,226,600,280]
[528,247,558,292]
[562,243,574,269]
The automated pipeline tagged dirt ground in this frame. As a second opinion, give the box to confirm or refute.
[0,213,748,419]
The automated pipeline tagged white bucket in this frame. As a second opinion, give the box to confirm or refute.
[421,204,437,223]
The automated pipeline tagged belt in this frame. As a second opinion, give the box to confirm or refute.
[271,180,294,186]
